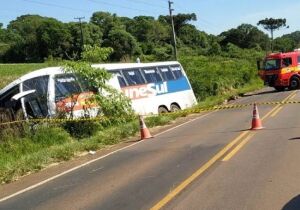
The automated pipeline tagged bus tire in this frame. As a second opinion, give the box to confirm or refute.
[274,86,285,91]
[289,77,300,90]
[170,103,181,112]
[158,106,168,114]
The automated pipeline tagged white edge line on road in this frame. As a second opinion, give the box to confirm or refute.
[155,112,213,137]
[0,112,213,203]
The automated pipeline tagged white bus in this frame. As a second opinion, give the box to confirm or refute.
[92,61,197,115]
[0,61,197,119]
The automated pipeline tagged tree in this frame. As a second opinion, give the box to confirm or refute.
[67,22,103,60]
[127,16,155,42]
[158,13,197,34]
[257,18,288,51]
[178,25,209,48]
[36,18,72,60]
[273,37,295,52]
[103,28,140,61]
[63,46,133,120]
[7,15,59,61]
[281,31,300,49]
[219,24,269,50]
[90,12,122,38]
[81,45,113,63]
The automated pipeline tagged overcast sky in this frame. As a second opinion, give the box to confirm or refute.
[1,0,299,37]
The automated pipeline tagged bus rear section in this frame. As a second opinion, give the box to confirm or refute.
[97,62,197,115]
[258,50,300,91]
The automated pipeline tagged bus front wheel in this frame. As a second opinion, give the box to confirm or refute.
[289,77,300,90]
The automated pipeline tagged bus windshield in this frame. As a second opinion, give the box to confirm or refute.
[264,59,281,70]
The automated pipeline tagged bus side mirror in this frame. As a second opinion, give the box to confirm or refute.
[11,90,36,101]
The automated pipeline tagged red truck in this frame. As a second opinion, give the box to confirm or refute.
[258,49,300,91]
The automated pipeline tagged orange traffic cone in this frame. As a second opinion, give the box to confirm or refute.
[139,115,153,140]
[251,103,263,130]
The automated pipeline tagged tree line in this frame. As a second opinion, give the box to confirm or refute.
[0,12,299,63]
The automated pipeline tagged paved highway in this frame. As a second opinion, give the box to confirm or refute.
[1,88,300,210]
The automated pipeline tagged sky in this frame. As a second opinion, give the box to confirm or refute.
[1,0,300,37]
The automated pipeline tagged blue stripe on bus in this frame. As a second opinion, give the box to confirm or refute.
[157,77,191,95]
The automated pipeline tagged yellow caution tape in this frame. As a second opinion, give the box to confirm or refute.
[1,100,300,126]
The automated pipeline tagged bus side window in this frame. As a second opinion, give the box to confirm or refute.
[123,69,145,86]
[142,67,163,83]
[55,74,81,102]
[158,66,175,81]
[170,65,183,79]
[111,70,127,87]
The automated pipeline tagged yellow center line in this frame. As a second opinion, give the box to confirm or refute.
[222,103,281,161]
[271,106,283,117]
[261,104,281,120]
[288,92,297,100]
[223,90,297,161]
[222,133,255,161]
[150,90,297,210]
[150,130,250,210]
[262,91,297,120]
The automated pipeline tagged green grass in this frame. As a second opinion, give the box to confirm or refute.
[196,78,264,108]
[0,63,54,89]
[0,114,186,184]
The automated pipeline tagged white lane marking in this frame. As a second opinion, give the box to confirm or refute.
[0,112,213,202]
[90,167,104,173]
[155,112,214,137]
[0,142,141,202]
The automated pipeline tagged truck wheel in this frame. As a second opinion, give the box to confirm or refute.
[274,86,285,91]
[289,77,300,90]
[158,106,168,114]
[170,104,181,112]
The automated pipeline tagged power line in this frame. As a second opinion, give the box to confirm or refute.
[169,1,220,34]
[125,0,168,9]
[88,0,156,15]
[22,0,91,13]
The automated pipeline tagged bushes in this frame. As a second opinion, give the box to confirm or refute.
[62,120,102,139]
[180,55,261,100]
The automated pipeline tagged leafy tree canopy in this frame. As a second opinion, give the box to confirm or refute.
[219,24,269,50]
[158,13,197,33]
[257,18,287,31]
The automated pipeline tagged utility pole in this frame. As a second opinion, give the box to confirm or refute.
[168,0,177,60]
[74,17,85,50]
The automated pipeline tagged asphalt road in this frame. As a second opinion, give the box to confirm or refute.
[1,87,300,210]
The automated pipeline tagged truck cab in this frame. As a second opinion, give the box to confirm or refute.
[258,50,300,91]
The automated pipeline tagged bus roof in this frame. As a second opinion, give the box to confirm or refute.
[91,61,180,70]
